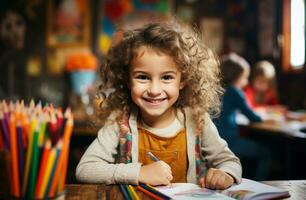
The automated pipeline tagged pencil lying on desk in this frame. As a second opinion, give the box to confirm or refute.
[140,183,172,200]
[119,184,131,200]
[128,185,140,200]
[136,185,162,200]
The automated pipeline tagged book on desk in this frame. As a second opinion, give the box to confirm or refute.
[155,178,290,200]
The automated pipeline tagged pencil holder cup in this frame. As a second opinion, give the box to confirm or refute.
[0,139,68,200]
[70,70,95,95]
[0,100,73,199]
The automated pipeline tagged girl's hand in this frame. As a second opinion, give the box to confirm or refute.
[139,161,173,186]
[198,168,234,190]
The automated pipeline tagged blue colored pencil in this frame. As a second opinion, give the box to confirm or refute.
[147,151,159,161]
[124,184,134,200]
[119,184,131,200]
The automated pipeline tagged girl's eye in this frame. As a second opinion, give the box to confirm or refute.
[162,75,174,81]
[136,75,149,80]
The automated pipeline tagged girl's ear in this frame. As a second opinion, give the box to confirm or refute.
[179,81,186,90]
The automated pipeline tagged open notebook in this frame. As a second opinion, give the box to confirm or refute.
[155,178,290,200]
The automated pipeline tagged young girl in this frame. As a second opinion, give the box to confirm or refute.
[244,60,278,108]
[215,53,271,180]
[76,21,242,190]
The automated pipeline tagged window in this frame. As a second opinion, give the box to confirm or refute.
[282,0,305,71]
[290,0,305,68]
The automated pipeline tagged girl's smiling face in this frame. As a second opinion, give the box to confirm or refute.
[129,46,185,128]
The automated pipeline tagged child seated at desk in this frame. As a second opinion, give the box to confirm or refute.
[76,20,242,190]
[214,53,272,180]
[244,61,286,121]
[244,61,278,108]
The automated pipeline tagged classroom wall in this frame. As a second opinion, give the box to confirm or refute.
[0,0,305,109]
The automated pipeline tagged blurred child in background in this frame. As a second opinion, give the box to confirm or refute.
[214,53,272,180]
[244,61,286,120]
[244,61,278,108]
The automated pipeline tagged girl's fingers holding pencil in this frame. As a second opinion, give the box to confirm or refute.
[160,161,171,171]
[139,161,172,186]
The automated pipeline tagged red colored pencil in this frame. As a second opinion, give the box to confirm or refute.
[9,113,20,197]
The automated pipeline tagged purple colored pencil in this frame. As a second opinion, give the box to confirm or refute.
[17,126,24,187]
[0,117,10,149]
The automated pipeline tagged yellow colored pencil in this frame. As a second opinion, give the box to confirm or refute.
[128,185,140,200]
[48,140,63,197]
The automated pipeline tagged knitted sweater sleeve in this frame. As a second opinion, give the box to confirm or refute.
[75,122,142,185]
[201,116,242,184]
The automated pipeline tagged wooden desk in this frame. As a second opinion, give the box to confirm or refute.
[240,120,306,140]
[65,181,306,200]
[239,120,306,179]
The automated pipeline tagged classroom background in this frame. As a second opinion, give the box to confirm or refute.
[1,0,306,185]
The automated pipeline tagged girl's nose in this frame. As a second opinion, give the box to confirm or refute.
[147,81,162,96]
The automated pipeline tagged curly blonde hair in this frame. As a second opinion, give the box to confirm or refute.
[96,20,223,133]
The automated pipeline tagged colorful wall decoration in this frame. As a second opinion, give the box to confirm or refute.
[99,0,172,54]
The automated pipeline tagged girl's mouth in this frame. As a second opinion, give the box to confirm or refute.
[143,98,167,105]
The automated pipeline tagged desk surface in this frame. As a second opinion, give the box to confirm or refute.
[65,180,306,200]
[240,120,306,139]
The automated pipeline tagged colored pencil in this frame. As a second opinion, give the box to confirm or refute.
[16,125,24,188]
[58,114,73,192]
[38,147,56,199]
[136,185,162,200]
[9,113,20,197]
[48,140,64,197]
[35,140,51,198]
[140,183,172,200]
[22,116,37,196]
[0,112,10,149]
[27,128,40,199]
[119,184,131,200]
[128,185,140,200]
[44,142,61,198]
[124,185,133,200]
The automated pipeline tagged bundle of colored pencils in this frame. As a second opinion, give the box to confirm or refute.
[0,100,73,199]
[119,183,171,200]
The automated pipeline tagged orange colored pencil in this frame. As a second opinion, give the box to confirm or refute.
[9,113,20,197]
[35,140,51,198]
[58,115,73,192]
